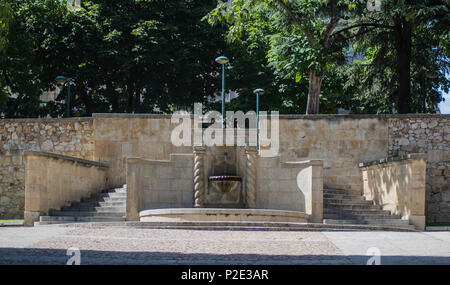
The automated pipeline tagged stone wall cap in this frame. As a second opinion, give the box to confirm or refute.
[24,151,108,168]
[3,113,448,122]
[92,113,450,120]
[127,157,171,165]
[359,153,427,168]
[93,113,188,119]
[127,154,192,165]
[281,159,324,167]
[0,117,92,123]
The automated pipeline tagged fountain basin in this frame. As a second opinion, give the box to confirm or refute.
[208,175,242,194]
[139,208,309,223]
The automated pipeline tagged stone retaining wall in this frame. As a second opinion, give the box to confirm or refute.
[0,114,449,224]
[0,154,24,218]
[0,118,94,218]
[388,116,449,223]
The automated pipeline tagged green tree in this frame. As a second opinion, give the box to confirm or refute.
[0,0,68,117]
[206,0,358,114]
[336,0,450,113]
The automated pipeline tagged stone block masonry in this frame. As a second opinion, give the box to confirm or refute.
[0,118,94,218]
[1,113,449,224]
[388,116,449,223]
[0,154,24,218]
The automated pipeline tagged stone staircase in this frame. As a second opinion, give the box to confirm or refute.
[36,185,127,225]
[323,187,416,230]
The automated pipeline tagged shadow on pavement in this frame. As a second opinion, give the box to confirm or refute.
[0,247,449,265]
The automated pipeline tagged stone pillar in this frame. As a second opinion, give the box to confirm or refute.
[245,146,258,208]
[296,160,324,223]
[193,146,206,207]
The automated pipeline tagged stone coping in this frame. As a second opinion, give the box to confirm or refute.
[92,113,450,120]
[358,153,427,168]
[24,151,108,168]
[139,208,309,219]
[1,113,447,122]
[0,117,92,123]
[127,154,192,165]
[282,160,324,167]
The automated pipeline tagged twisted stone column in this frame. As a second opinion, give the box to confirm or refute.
[245,146,258,208]
[193,146,206,207]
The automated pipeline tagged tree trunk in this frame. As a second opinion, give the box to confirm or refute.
[81,87,92,116]
[306,70,323,115]
[134,85,141,113]
[107,82,119,112]
[394,16,412,114]
[126,82,133,113]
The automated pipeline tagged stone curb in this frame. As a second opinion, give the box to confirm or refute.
[426,226,450,231]
[0,220,24,227]
[35,221,419,232]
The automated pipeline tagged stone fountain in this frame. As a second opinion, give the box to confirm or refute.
[195,145,246,208]
[130,129,321,224]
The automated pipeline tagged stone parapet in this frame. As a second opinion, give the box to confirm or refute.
[359,154,427,230]
[23,151,108,226]
[256,157,323,223]
[126,154,194,221]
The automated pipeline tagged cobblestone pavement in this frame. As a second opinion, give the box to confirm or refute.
[0,226,449,265]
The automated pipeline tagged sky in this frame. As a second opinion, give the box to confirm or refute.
[438,90,450,114]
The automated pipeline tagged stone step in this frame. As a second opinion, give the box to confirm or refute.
[323,188,362,195]
[41,185,127,225]
[66,200,125,210]
[323,187,414,229]
[35,220,417,232]
[47,211,125,217]
[324,210,395,217]
[323,193,365,200]
[60,206,96,212]
[61,205,125,212]
[324,204,382,210]
[98,201,126,207]
[324,219,365,225]
[363,219,411,226]
[65,201,99,208]
[81,192,126,202]
[324,198,372,205]
[323,215,400,222]
[325,216,409,225]
[323,219,415,230]
[99,197,127,203]
[94,206,126,213]
[38,216,126,224]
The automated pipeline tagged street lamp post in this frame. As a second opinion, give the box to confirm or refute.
[56,76,74,118]
[253,88,264,129]
[215,56,229,128]
[253,88,264,147]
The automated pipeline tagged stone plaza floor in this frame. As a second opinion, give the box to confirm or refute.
[0,226,449,265]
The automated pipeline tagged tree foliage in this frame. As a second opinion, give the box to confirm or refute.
[0,0,448,117]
